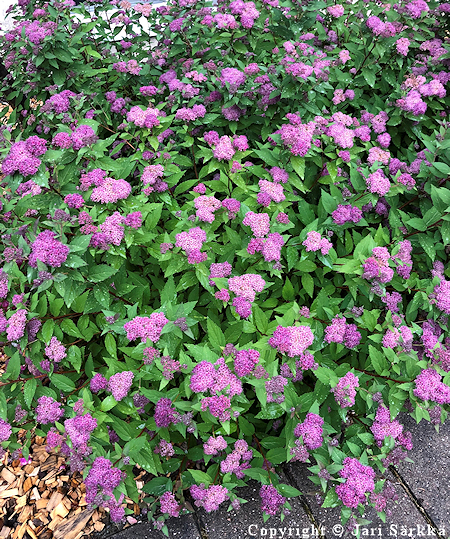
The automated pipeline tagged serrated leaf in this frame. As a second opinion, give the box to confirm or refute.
[60,318,83,339]
[369,345,387,375]
[24,378,37,408]
[89,265,118,283]
[51,374,76,392]
[101,395,117,411]
[418,234,435,262]
[302,274,314,298]
[276,484,301,497]
[105,333,117,358]
[207,319,225,350]
[282,277,295,301]
[188,469,213,485]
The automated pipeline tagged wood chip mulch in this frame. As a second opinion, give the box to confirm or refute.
[0,435,147,539]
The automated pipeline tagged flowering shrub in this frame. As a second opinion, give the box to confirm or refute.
[0,0,450,533]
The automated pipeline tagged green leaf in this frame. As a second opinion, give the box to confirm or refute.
[142,477,172,495]
[207,319,225,350]
[253,148,279,167]
[369,345,387,375]
[145,203,164,230]
[282,277,295,301]
[255,403,284,419]
[139,449,159,476]
[291,156,305,180]
[24,378,37,408]
[321,487,339,508]
[362,68,376,87]
[253,305,268,334]
[101,395,117,412]
[4,352,20,381]
[418,234,436,262]
[302,274,314,298]
[276,484,301,497]
[67,346,82,373]
[41,319,55,343]
[321,190,338,214]
[89,265,118,283]
[188,469,212,486]
[442,221,450,245]
[265,448,287,465]
[51,374,76,392]
[105,333,117,358]
[433,162,450,175]
[60,318,84,339]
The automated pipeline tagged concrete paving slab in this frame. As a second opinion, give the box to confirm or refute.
[101,514,201,539]
[196,477,315,539]
[285,461,430,539]
[396,414,450,535]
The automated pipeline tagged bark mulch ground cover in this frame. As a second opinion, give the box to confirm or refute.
[0,436,149,539]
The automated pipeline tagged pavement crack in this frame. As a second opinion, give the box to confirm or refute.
[191,507,209,539]
[389,465,445,539]
[283,465,326,539]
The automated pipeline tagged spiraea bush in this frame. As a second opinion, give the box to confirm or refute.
[0,0,450,532]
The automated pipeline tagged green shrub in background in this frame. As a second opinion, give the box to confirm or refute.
[0,0,450,533]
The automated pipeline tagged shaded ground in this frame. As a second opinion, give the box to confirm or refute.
[99,416,450,539]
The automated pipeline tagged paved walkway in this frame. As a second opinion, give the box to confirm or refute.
[99,416,450,539]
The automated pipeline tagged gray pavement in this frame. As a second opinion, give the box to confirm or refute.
[100,415,450,539]
[395,414,450,535]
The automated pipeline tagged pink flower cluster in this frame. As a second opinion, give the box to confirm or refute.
[370,405,412,450]
[247,233,285,263]
[176,227,208,264]
[332,205,362,225]
[85,457,126,523]
[382,325,413,351]
[190,484,229,512]
[90,175,131,204]
[124,312,169,343]
[220,439,252,478]
[204,435,228,455]
[141,164,168,195]
[414,369,450,404]
[112,59,142,75]
[392,240,412,279]
[209,262,232,286]
[190,357,242,397]
[195,195,222,223]
[71,125,98,151]
[6,309,27,342]
[335,457,375,508]
[175,105,206,122]
[324,316,361,349]
[279,120,316,157]
[234,349,260,377]
[108,371,134,401]
[127,105,161,128]
[154,398,179,427]
[29,230,70,268]
[269,325,314,357]
[302,231,332,255]
[362,247,394,284]
[2,136,47,177]
[257,180,285,207]
[435,279,450,315]
[331,372,359,408]
[366,169,391,196]
[45,337,67,363]
[260,485,286,516]
[292,412,324,461]
[243,211,270,238]
[160,492,181,518]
